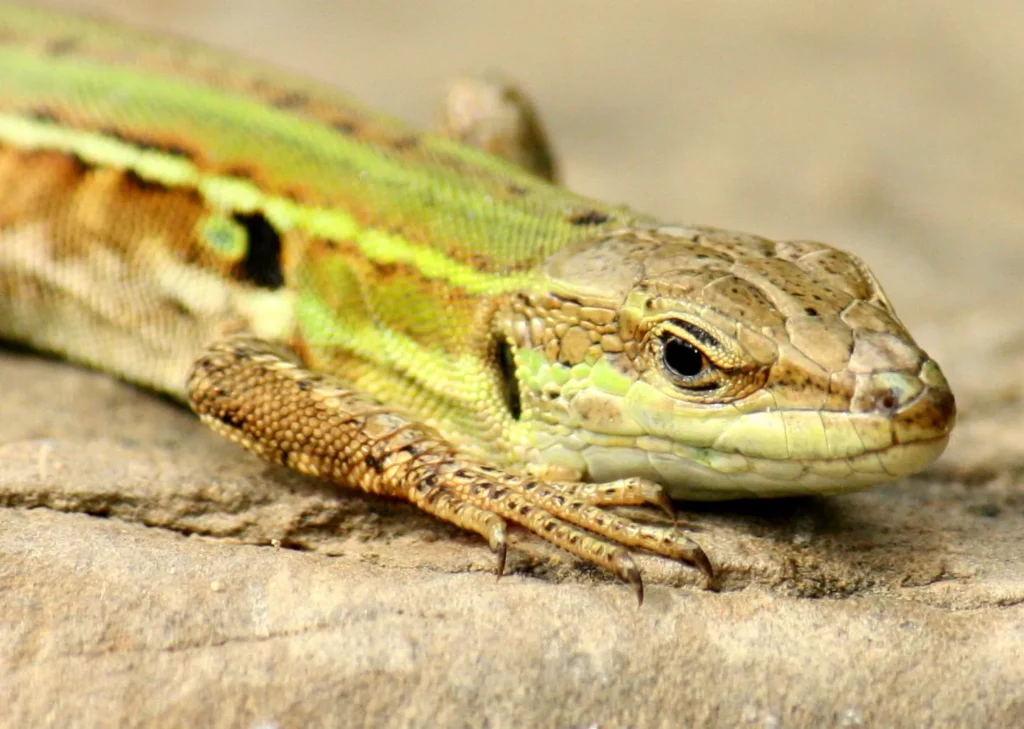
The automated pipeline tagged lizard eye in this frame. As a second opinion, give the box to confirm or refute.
[652,319,765,401]
[661,336,708,379]
[655,320,723,392]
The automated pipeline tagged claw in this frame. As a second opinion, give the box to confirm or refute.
[654,489,677,521]
[626,477,677,520]
[690,543,716,590]
[494,538,508,580]
[615,552,645,606]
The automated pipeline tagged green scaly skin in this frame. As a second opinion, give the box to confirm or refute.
[0,5,956,594]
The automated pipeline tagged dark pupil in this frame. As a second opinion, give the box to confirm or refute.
[663,337,705,378]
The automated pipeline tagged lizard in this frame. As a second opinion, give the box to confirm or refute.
[0,4,956,601]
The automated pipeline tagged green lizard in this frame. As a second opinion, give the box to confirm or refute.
[0,4,956,600]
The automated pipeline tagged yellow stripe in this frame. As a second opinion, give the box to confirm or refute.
[0,112,533,295]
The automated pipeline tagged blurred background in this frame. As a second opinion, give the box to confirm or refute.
[23,0,1024,413]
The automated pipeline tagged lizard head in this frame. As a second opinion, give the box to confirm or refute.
[501,224,955,499]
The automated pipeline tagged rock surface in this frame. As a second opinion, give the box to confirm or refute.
[3,1,1023,727]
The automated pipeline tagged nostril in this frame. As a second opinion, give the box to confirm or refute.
[851,372,924,415]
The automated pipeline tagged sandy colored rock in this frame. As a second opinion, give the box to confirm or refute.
[3,1,1023,727]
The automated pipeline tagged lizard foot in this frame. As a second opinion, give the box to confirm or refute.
[188,336,712,604]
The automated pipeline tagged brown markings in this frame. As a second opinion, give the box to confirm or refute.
[569,209,611,226]
[44,36,80,56]
[219,163,270,191]
[22,104,196,163]
[310,236,426,290]
[391,135,419,152]
[1,113,307,291]
[305,236,359,265]
[97,126,197,161]
[248,77,273,94]
[18,105,335,212]
[0,149,272,295]
[21,105,208,175]
[91,162,207,268]
[330,118,360,136]
[326,115,424,158]
[437,244,540,276]
[122,168,164,193]
[768,352,832,404]
[270,90,311,110]
[0,143,200,284]
[241,77,365,139]
[0,146,91,231]
[26,106,60,124]
[692,230,777,262]
[367,260,401,278]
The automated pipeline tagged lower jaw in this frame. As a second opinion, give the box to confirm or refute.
[571,434,952,501]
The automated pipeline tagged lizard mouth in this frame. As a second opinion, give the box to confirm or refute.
[540,381,955,500]
[643,367,954,499]
[572,432,952,501]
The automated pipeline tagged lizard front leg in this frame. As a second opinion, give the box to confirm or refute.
[187,336,712,602]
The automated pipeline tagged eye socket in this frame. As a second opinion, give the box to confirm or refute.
[662,336,708,379]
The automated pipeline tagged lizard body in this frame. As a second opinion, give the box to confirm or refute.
[0,5,956,596]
